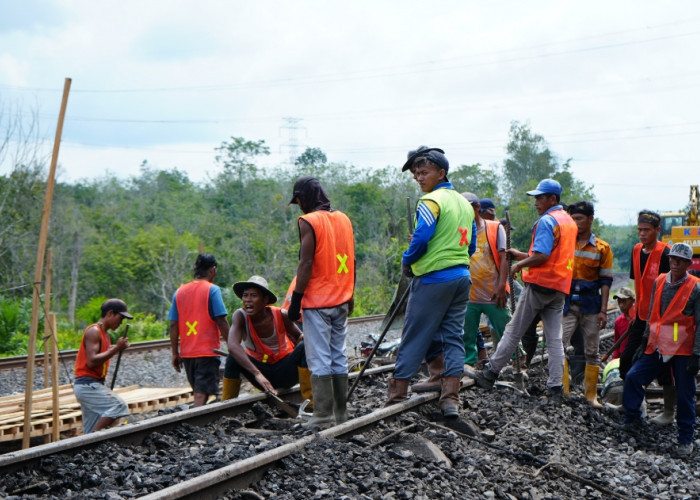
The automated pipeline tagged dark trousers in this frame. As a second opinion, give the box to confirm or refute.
[223,342,307,391]
[619,318,647,379]
[623,351,696,444]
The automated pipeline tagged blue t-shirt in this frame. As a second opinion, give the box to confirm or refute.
[530,205,564,256]
[167,283,228,321]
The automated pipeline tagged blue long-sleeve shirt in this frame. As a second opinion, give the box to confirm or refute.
[402,182,477,283]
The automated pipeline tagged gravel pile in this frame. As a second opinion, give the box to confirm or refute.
[4,368,699,499]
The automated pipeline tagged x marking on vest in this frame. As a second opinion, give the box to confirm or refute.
[185,320,198,336]
[566,259,573,271]
[458,227,470,246]
[337,254,349,274]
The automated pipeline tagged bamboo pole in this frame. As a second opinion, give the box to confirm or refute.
[22,78,71,449]
[43,249,53,388]
[49,314,60,442]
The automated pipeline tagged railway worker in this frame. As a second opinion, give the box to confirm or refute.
[385,146,476,418]
[479,198,497,221]
[560,201,614,407]
[73,298,132,433]
[467,178,577,404]
[221,276,311,404]
[460,193,510,370]
[612,287,636,360]
[622,243,700,457]
[619,210,674,425]
[287,176,355,426]
[169,253,230,407]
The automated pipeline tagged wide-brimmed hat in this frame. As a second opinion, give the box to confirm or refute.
[233,276,278,303]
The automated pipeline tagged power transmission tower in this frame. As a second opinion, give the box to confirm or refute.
[279,117,307,166]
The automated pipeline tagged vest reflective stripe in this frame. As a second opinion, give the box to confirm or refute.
[300,210,355,309]
[411,188,474,276]
[244,307,294,364]
[484,220,510,294]
[645,274,698,356]
[176,280,220,358]
[633,241,669,321]
[522,209,577,294]
[74,323,110,380]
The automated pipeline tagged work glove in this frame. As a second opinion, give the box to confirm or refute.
[687,354,700,377]
[402,263,414,278]
[287,291,303,322]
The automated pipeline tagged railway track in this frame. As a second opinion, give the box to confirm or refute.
[0,315,386,371]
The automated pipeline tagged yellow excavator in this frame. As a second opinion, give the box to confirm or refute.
[660,185,700,270]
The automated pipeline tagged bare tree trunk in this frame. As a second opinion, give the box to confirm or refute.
[68,231,79,325]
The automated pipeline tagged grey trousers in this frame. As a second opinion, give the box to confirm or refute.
[488,283,566,388]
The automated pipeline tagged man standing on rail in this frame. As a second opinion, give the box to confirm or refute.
[73,298,132,433]
[222,276,311,404]
[622,243,700,457]
[620,210,674,425]
[287,176,355,426]
[560,201,614,407]
[467,179,577,403]
[386,146,476,418]
[169,254,230,407]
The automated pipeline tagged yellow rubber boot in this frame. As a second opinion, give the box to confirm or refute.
[584,364,603,408]
[298,367,314,410]
[222,377,241,401]
[562,359,570,396]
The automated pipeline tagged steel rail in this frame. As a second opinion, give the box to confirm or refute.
[0,365,395,473]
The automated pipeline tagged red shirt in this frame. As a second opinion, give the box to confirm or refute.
[612,305,635,359]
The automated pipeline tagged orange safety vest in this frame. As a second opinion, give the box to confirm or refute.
[484,220,510,294]
[645,274,699,356]
[522,209,577,294]
[244,307,295,364]
[176,280,220,358]
[75,323,110,380]
[633,241,669,321]
[299,210,355,309]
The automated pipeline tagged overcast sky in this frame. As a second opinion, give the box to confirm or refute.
[1,1,699,225]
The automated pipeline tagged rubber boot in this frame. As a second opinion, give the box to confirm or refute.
[651,385,676,426]
[584,364,603,408]
[412,354,444,393]
[221,378,241,401]
[331,374,348,423]
[439,377,461,418]
[303,375,334,427]
[385,377,410,406]
[562,359,571,396]
[297,367,314,410]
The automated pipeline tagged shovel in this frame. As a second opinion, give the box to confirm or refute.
[212,348,300,418]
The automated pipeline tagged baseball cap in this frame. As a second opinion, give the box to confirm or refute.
[526,179,562,197]
[288,176,317,205]
[101,298,133,319]
[401,146,448,172]
[613,287,635,300]
[233,275,278,303]
[461,192,479,205]
[669,243,693,261]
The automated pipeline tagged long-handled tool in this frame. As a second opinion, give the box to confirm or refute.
[110,324,129,390]
[505,212,528,394]
[347,197,414,402]
[601,320,634,363]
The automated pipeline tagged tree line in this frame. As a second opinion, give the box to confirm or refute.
[0,119,637,354]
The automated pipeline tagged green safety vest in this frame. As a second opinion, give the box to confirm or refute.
[411,188,474,277]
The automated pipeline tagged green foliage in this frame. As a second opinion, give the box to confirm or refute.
[75,296,108,328]
[598,224,637,272]
[0,295,32,354]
